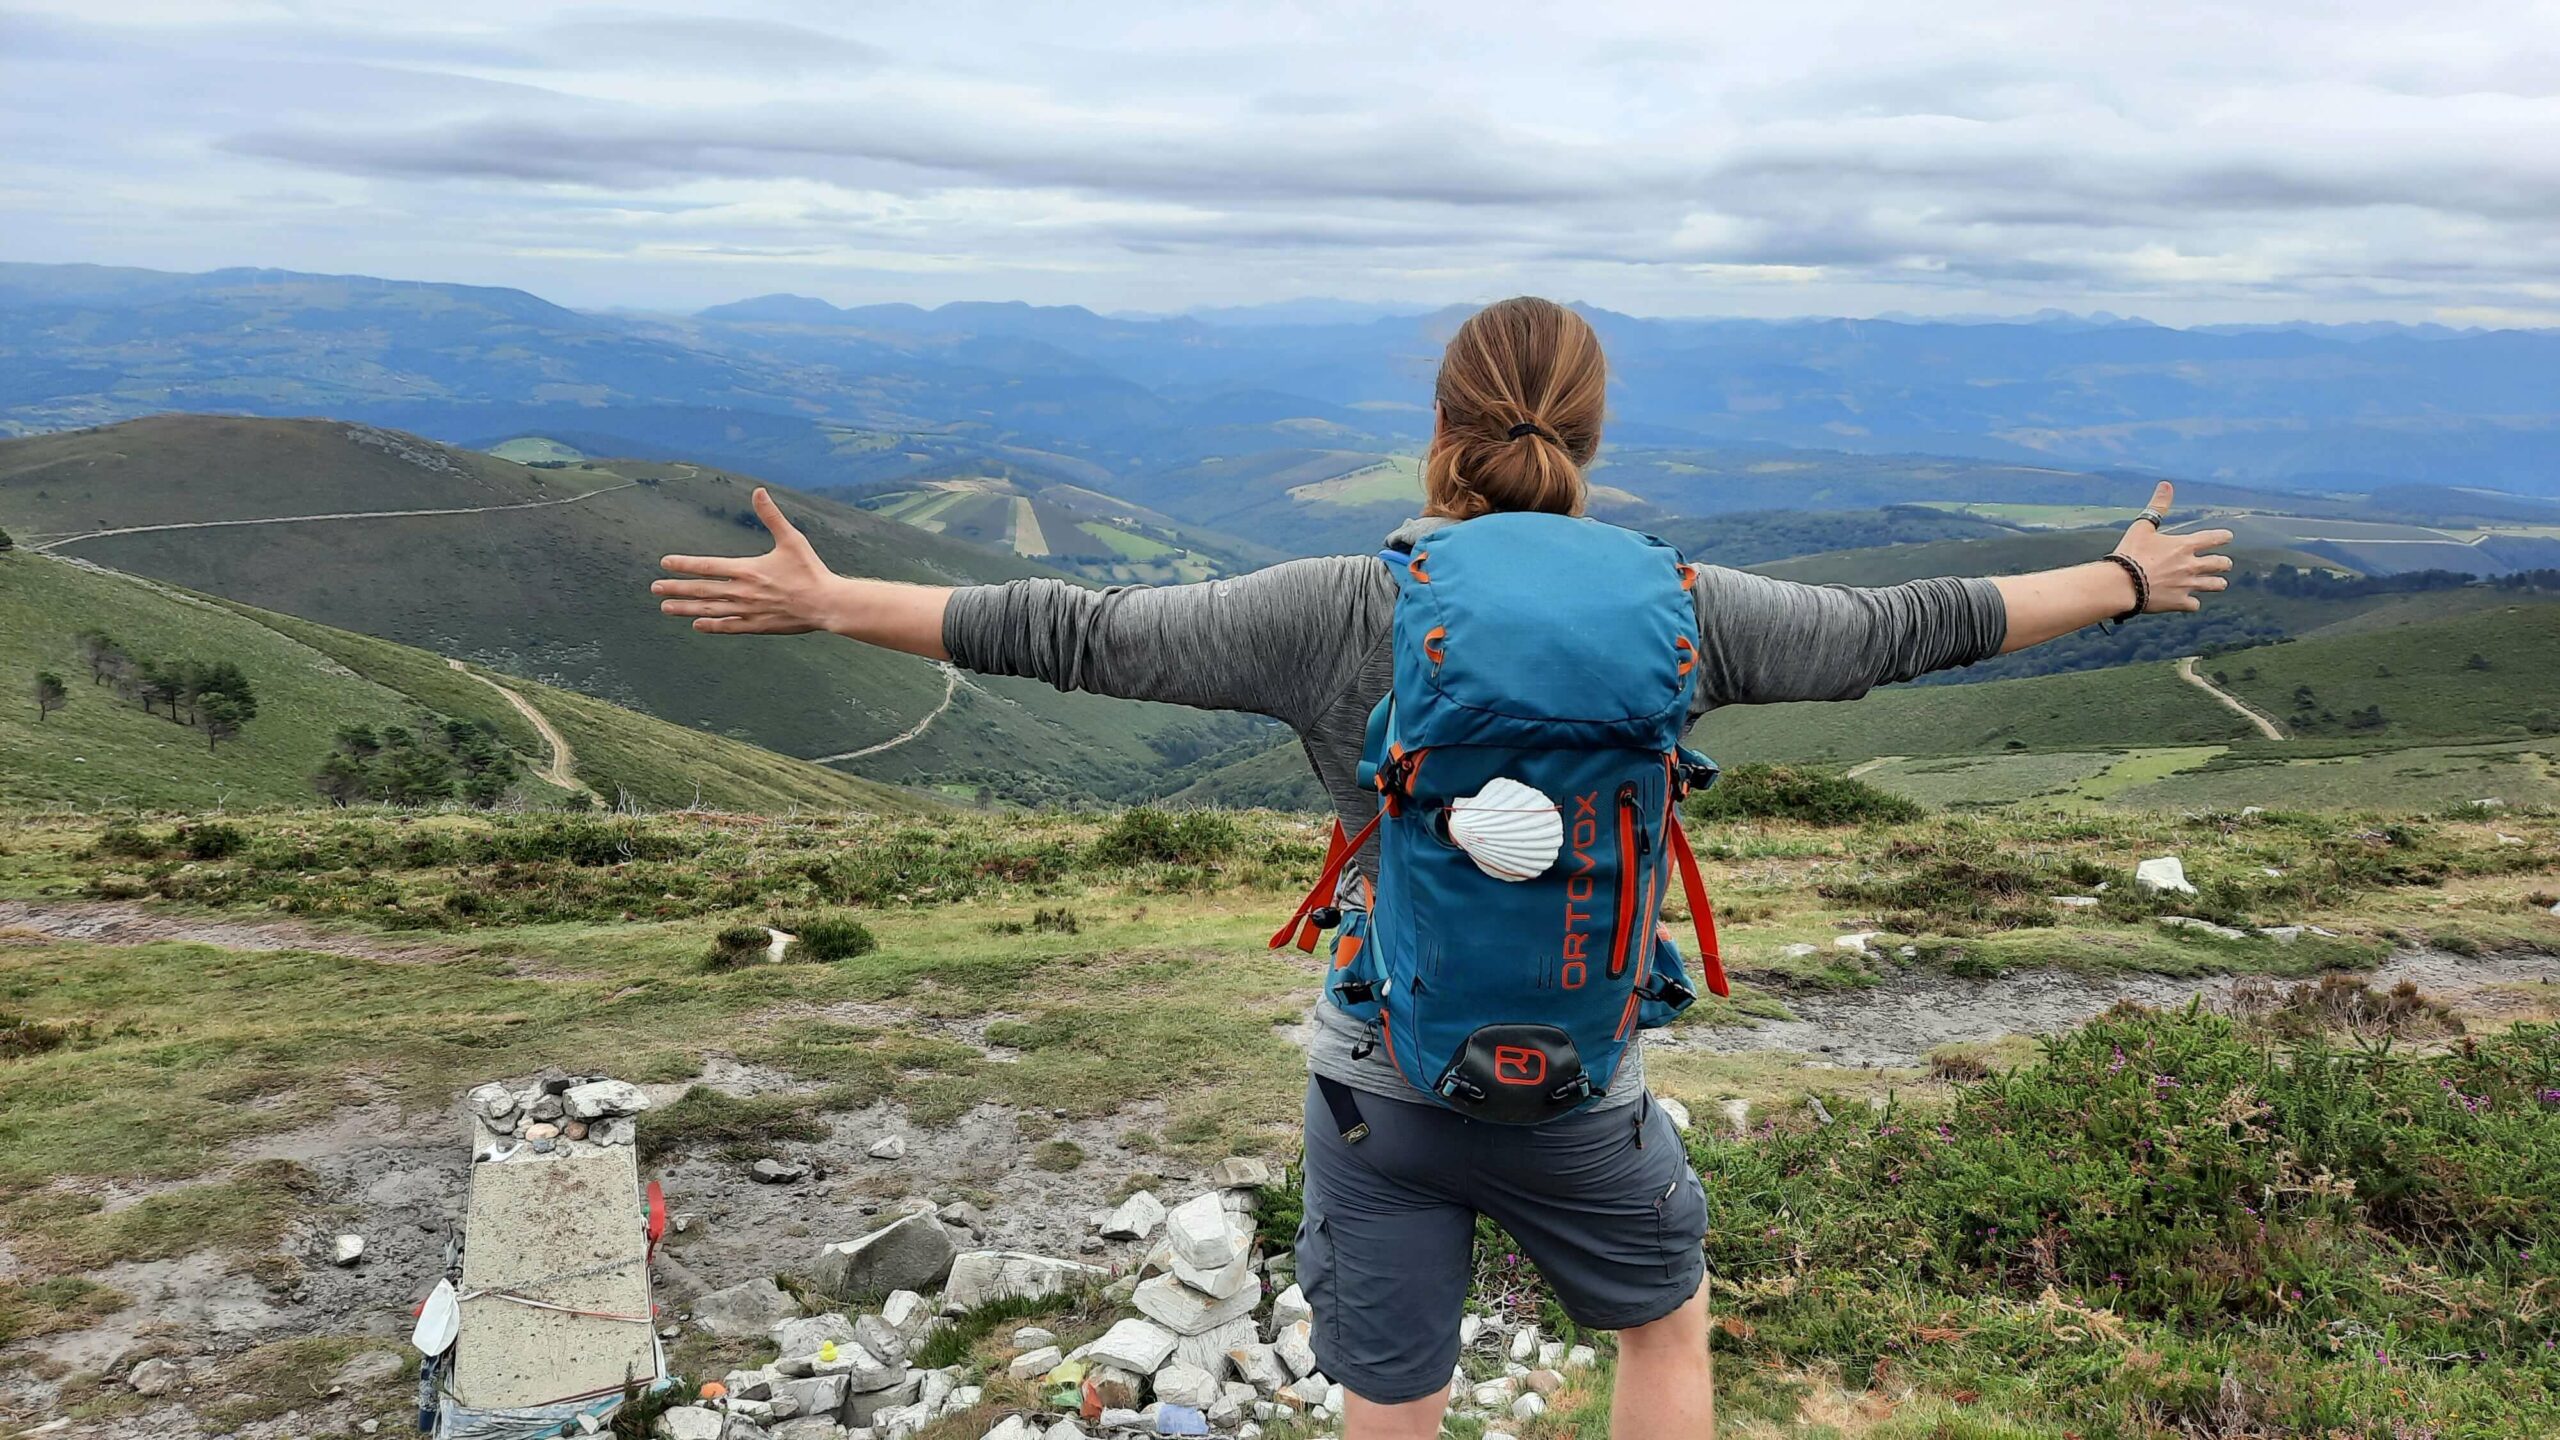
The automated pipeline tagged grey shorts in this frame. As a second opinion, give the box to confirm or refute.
[1292,1076,1709,1405]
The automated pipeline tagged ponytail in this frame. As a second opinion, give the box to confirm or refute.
[1422,298,1605,520]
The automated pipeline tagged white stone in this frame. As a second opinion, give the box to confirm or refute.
[657,1409,728,1440]
[869,1135,907,1160]
[2474,797,2506,809]
[1043,1422,1087,1440]
[1011,1326,1056,1350]
[874,1403,931,1440]
[917,1370,954,1414]
[1656,1096,1692,1133]
[1274,1320,1317,1378]
[1227,1341,1288,1394]
[1458,1313,1483,1347]
[777,1374,849,1416]
[1268,1284,1312,1339]
[2134,856,2196,895]
[128,1357,184,1396]
[1164,1192,1246,1271]
[1471,1379,1516,1408]
[1510,1393,1547,1421]
[1720,1098,1751,1136]
[1152,1361,1222,1409]
[1205,1157,1274,1189]
[1780,942,1818,959]
[774,1313,861,1358]
[1508,1325,1538,1363]
[564,1078,650,1119]
[1099,1409,1143,1430]
[1535,1340,1565,1368]
[2054,895,2100,908]
[1100,1190,1166,1240]
[1134,1271,1262,1336]
[1087,1317,1182,1374]
[882,1290,931,1334]
[466,1082,516,1120]
[2159,916,2246,940]
[983,1416,1036,1440]
[1834,931,1878,953]
[1169,1314,1256,1378]
[947,1385,984,1412]
[1168,1221,1257,1301]
[1007,1346,1063,1380]
[1564,1344,1596,1370]
[1282,1376,1330,1407]
[941,1251,1105,1312]
[333,1233,365,1267]
[2258,925,2306,944]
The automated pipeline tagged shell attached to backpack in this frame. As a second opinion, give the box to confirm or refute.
[1444,776,1564,882]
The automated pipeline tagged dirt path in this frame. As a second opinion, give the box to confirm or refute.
[444,660,594,798]
[1661,947,2560,1070]
[810,664,959,764]
[2175,656,2287,741]
[29,481,639,553]
[1844,756,1905,779]
[0,899,467,964]
[1010,496,1049,557]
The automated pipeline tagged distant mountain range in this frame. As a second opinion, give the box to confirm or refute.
[6,261,2560,500]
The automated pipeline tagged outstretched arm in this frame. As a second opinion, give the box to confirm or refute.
[1991,482,2234,652]
[653,487,1374,727]
[1691,481,2234,708]
[654,488,952,658]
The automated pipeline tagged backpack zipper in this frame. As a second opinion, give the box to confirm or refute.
[1608,783,1645,979]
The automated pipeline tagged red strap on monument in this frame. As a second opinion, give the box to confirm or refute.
[1664,815,1730,997]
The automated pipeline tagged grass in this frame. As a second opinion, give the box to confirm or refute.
[1697,659,2251,765]
[1,795,2553,1435]
[1689,1007,2560,1438]
[2219,604,2560,743]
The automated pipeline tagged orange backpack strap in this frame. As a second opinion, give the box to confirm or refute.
[1664,813,1730,997]
[1271,812,1382,952]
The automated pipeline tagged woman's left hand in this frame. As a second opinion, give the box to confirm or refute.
[2114,481,2236,613]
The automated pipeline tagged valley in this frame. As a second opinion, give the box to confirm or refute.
[0,263,2555,1440]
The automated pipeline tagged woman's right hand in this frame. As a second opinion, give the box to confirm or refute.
[653,488,848,635]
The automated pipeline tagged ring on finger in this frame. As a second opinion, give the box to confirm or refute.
[2134,508,2167,527]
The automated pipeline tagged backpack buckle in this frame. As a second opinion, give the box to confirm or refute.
[1676,757,1721,798]
[1638,976,1697,1009]
[1335,977,1377,1009]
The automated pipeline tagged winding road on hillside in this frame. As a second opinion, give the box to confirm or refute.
[2175,656,2288,742]
[444,660,594,798]
[810,664,961,764]
[26,480,640,552]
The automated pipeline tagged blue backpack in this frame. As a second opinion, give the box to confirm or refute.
[1272,512,1730,1125]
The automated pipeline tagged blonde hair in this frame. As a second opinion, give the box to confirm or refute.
[1422,296,1605,520]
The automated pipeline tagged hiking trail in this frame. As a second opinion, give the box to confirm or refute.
[811,664,960,764]
[445,660,592,798]
[28,481,639,552]
[2175,656,2287,741]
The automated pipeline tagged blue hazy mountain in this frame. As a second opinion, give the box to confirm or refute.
[5,262,2559,499]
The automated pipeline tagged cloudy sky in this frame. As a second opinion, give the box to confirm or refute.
[5,1,2558,323]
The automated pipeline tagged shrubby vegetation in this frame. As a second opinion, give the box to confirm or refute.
[313,718,520,808]
[69,630,259,749]
[1694,1007,2560,1435]
[1685,763,1924,826]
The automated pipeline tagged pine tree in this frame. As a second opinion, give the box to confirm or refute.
[33,670,66,721]
[199,692,247,751]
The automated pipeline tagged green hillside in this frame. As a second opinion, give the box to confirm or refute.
[0,550,921,812]
[0,418,1260,804]
[1696,604,2560,768]
[2214,602,2560,742]
[1695,659,2252,764]
[1158,738,1327,810]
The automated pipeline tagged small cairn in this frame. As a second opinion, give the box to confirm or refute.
[465,1073,648,1163]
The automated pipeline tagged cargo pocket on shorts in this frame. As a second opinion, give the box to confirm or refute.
[1652,1164,1709,1281]
[1293,1198,1340,1356]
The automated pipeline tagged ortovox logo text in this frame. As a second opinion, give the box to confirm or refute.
[1494,1046,1547,1086]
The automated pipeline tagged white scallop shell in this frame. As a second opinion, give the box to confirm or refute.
[1445,776,1563,882]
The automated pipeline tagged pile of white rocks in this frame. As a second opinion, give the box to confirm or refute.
[656,1157,1424,1440]
[466,1074,648,1163]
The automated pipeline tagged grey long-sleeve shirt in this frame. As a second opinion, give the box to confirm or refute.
[943,516,2009,1110]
